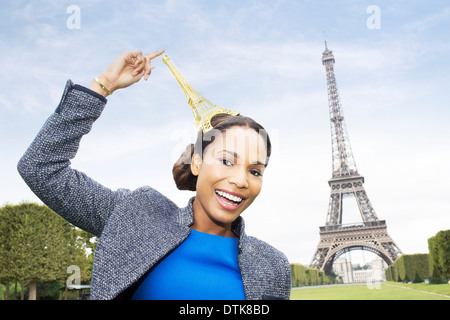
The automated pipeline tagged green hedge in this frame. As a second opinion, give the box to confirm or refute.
[394,254,429,283]
[386,229,449,284]
[428,229,450,283]
[290,263,331,286]
[386,264,396,282]
[290,264,306,287]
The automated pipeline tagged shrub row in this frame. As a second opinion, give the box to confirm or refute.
[386,229,449,284]
[428,230,450,282]
[385,254,429,283]
[290,263,332,287]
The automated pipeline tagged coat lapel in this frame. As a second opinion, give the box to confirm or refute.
[90,198,193,300]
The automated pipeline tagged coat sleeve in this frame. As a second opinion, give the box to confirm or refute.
[17,80,129,237]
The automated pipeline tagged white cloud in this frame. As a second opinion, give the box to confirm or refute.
[404,7,450,32]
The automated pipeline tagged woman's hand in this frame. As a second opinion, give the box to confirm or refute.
[89,50,165,97]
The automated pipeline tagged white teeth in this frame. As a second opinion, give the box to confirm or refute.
[216,190,243,203]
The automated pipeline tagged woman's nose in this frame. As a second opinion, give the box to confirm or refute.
[228,167,249,189]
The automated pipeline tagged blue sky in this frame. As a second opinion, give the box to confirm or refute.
[1,0,449,266]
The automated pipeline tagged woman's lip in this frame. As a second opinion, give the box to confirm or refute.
[215,188,246,199]
[215,192,245,211]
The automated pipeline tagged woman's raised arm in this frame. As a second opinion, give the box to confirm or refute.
[17,50,164,237]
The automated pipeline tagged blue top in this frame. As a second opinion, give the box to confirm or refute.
[131,229,246,300]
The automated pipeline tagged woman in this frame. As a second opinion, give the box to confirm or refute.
[17,50,291,300]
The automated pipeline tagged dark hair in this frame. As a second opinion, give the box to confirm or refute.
[172,113,272,191]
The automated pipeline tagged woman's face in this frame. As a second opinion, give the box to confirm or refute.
[191,126,268,233]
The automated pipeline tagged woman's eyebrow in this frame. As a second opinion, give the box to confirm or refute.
[251,160,266,166]
[219,149,239,158]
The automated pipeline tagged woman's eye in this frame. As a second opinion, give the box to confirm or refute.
[222,159,233,166]
[250,169,263,177]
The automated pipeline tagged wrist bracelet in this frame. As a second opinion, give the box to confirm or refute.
[95,77,113,95]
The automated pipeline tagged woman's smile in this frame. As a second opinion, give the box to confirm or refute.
[215,189,246,211]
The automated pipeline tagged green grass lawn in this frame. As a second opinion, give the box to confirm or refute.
[290,282,450,300]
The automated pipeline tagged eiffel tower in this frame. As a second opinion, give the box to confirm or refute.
[310,43,402,274]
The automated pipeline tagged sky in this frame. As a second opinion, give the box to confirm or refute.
[0,0,449,267]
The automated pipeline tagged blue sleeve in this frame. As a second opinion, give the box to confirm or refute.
[17,80,129,237]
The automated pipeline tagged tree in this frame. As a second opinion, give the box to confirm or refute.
[290,263,306,287]
[0,203,95,300]
[428,230,450,283]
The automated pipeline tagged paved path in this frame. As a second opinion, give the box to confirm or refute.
[385,283,450,299]
[292,283,368,290]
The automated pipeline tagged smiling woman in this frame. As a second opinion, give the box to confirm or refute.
[173,113,271,237]
[17,50,291,300]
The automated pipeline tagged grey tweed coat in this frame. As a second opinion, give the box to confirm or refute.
[17,80,291,300]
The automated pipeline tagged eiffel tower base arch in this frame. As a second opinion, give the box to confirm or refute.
[310,221,402,274]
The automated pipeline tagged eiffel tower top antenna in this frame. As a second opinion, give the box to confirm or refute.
[323,31,328,50]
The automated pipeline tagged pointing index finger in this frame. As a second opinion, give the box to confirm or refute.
[145,50,166,60]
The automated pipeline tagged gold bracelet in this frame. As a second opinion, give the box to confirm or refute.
[95,77,113,95]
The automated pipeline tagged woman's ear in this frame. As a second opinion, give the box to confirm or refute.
[190,153,202,176]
